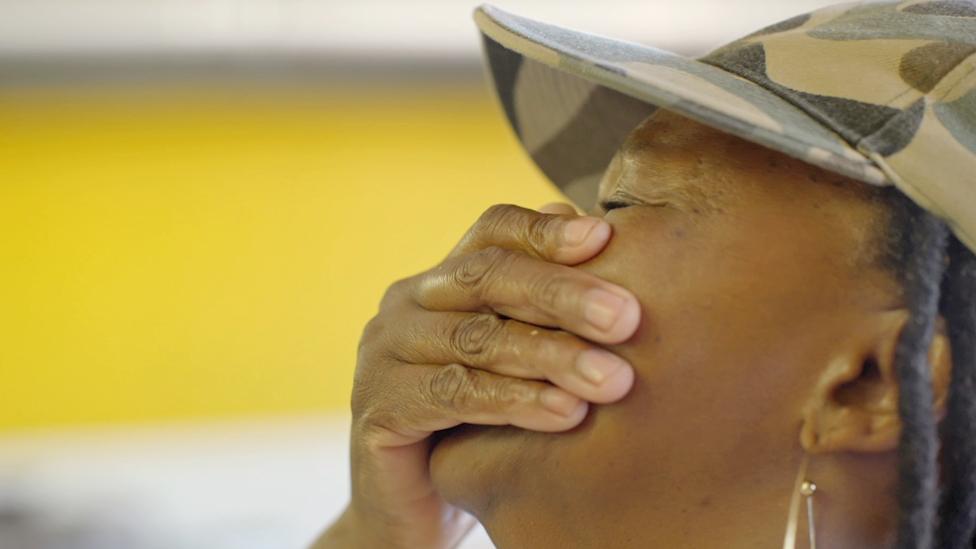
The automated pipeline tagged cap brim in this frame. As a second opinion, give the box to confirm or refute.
[474,4,889,209]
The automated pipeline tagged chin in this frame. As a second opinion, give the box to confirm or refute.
[429,423,539,517]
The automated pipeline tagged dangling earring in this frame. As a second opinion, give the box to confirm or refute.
[782,454,818,549]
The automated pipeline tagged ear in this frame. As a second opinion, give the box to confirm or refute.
[800,309,952,454]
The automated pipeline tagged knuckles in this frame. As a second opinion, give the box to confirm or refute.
[453,245,510,292]
[530,272,570,315]
[425,363,477,412]
[357,314,399,366]
[534,329,583,366]
[422,363,533,414]
[489,377,534,409]
[449,313,505,360]
[525,213,559,256]
[473,203,561,257]
[378,276,412,312]
[475,203,523,238]
[359,315,385,350]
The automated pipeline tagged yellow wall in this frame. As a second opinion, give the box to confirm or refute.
[0,85,561,430]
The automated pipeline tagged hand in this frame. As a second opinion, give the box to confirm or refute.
[313,203,640,549]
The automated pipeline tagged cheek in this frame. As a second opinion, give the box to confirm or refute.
[576,209,707,365]
[566,211,811,475]
[578,209,693,302]
[579,207,833,373]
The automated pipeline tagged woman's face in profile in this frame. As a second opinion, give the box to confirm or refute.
[428,110,908,548]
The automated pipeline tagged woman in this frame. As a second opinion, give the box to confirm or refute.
[316,2,976,547]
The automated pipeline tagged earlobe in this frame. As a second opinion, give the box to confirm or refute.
[799,309,951,455]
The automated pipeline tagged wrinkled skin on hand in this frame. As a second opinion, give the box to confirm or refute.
[313,202,641,549]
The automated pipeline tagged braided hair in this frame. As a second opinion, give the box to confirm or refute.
[873,190,976,549]
[938,236,976,549]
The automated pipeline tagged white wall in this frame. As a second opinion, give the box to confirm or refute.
[0,0,847,58]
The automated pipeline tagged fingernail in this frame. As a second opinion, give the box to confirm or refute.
[540,387,582,416]
[576,349,627,385]
[562,217,603,247]
[583,288,626,332]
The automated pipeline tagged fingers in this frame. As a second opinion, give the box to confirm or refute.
[377,362,590,437]
[449,203,610,265]
[413,246,641,344]
[388,311,634,404]
[351,201,637,454]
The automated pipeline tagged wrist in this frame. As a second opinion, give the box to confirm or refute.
[311,506,370,549]
[313,503,412,549]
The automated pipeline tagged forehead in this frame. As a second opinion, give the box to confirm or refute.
[596,110,756,211]
[597,109,874,207]
[621,109,723,154]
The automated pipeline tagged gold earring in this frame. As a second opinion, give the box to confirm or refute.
[782,454,817,549]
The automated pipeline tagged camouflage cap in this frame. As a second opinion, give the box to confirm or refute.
[474,1,976,253]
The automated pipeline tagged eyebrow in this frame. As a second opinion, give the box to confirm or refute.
[604,156,725,215]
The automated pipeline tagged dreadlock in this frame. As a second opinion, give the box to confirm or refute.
[937,236,976,549]
[875,190,976,549]
[884,194,949,549]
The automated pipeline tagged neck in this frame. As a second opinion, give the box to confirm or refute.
[480,450,898,549]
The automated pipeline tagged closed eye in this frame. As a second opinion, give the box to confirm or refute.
[599,200,633,212]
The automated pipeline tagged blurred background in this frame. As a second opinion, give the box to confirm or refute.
[0,0,843,547]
